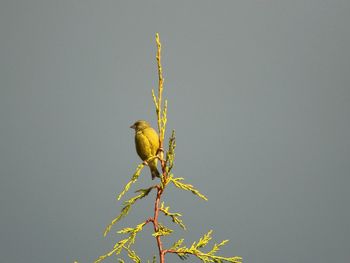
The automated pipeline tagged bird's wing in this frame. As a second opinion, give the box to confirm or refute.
[143,127,159,155]
[135,132,152,161]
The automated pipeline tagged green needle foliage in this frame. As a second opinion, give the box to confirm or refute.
[117,163,145,201]
[103,185,154,237]
[168,175,208,201]
[170,231,241,262]
[90,34,242,263]
[159,202,186,230]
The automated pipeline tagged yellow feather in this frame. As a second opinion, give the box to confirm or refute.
[131,120,160,179]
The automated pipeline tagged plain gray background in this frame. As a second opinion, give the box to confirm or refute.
[1,1,349,262]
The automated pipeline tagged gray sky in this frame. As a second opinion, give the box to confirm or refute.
[1,1,349,263]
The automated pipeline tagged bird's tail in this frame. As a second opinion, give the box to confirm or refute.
[149,159,160,180]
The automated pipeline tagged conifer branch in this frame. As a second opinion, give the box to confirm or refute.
[168,175,208,201]
[117,163,145,201]
[164,231,242,263]
[104,187,153,236]
[165,130,176,173]
[155,33,164,145]
[159,201,186,230]
[91,33,241,263]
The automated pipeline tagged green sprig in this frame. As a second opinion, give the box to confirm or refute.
[159,202,186,230]
[104,188,152,236]
[171,231,242,263]
[152,223,173,237]
[165,130,176,173]
[169,175,208,201]
[117,163,145,201]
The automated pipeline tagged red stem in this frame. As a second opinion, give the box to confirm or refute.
[153,186,164,262]
[151,154,167,263]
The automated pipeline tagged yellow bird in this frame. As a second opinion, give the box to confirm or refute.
[130,120,160,179]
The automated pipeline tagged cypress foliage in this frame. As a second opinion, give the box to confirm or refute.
[83,34,241,263]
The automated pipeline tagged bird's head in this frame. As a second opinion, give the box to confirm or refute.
[130,120,151,131]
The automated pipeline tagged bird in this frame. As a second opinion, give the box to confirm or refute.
[130,120,160,179]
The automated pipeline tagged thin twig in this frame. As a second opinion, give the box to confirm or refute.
[155,33,164,151]
[153,33,166,263]
[153,187,164,262]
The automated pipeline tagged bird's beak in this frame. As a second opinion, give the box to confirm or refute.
[130,124,136,129]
